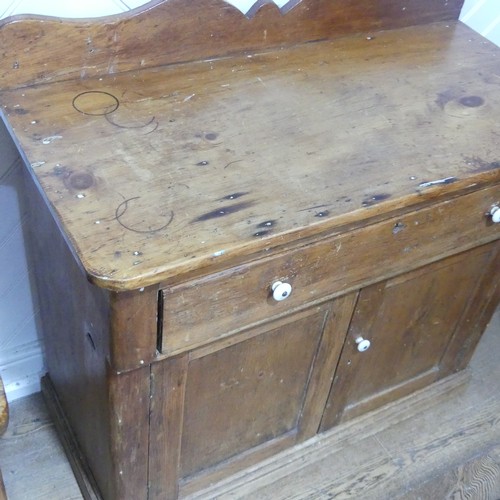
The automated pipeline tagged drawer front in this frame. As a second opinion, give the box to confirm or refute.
[162,186,500,354]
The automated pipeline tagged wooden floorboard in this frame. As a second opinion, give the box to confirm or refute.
[397,444,500,500]
[0,308,499,499]
[0,394,81,499]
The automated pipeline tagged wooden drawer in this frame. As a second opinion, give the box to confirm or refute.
[161,186,500,355]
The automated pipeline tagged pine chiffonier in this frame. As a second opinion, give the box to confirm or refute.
[1,0,499,497]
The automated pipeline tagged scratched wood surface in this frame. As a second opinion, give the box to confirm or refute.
[0,0,464,89]
[1,20,500,290]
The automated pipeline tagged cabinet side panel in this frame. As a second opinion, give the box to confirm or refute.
[22,168,115,498]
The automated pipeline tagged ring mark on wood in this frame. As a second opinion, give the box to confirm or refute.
[72,91,119,116]
[115,197,174,234]
[104,113,158,133]
[224,160,243,169]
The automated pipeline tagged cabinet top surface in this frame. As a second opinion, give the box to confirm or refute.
[1,10,499,290]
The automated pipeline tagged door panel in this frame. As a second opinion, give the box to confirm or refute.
[321,245,496,430]
[180,306,327,478]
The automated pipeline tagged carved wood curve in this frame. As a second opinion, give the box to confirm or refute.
[244,0,303,18]
[0,0,464,89]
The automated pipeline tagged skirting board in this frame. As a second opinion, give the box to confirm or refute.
[0,340,44,402]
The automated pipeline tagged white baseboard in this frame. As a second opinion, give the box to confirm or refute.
[0,339,45,402]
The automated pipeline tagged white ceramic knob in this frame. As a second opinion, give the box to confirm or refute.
[490,205,500,223]
[271,281,292,301]
[355,337,371,352]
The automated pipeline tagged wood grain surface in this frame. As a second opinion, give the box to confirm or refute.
[3,309,500,499]
[161,187,500,355]
[1,21,499,290]
[0,0,464,89]
[184,304,500,500]
[321,243,499,429]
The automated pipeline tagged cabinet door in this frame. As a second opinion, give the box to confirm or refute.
[321,243,499,431]
[149,294,356,498]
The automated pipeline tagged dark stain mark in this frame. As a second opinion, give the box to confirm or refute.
[222,192,249,200]
[254,230,270,237]
[257,220,276,228]
[192,201,254,223]
[72,91,119,116]
[315,211,330,218]
[67,172,94,190]
[114,251,122,258]
[392,222,406,235]
[196,160,210,166]
[459,95,484,108]
[205,132,219,141]
[362,193,391,207]
[435,89,456,109]
[115,197,174,234]
[224,160,243,169]
[53,165,71,176]
[345,198,352,202]
[464,156,500,172]
[12,108,29,115]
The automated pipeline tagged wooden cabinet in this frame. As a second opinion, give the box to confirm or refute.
[2,0,500,498]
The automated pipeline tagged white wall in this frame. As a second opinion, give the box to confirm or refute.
[0,122,43,401]
[0,0,147,18]
[0,0,498,402]
[460,0,500,46]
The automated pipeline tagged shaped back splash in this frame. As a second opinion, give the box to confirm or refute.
[0,0,465,91]
[1,0,293,19]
